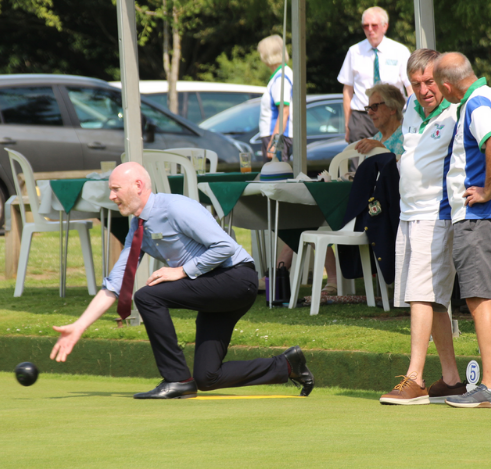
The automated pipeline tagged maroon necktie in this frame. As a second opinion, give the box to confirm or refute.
[117,218,144,320]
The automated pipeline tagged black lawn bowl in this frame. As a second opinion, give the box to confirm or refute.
[15,362,39,386]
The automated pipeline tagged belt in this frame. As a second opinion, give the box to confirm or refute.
[353,109,368,114]
[233,261,255,271]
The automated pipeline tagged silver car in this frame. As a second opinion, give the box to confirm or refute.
[199,94,346,172]
[0,74,246,227]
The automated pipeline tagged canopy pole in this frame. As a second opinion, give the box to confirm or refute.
[292,0,307,176]
[116,0,147,325]
[414,0,436,49]
[116,0,144,164]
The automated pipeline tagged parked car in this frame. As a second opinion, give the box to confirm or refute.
[110,80,266,124]
[306,137,348,166]
[0,74,249,228]
[199,94,346,171]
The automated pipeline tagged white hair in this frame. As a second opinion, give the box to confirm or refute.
[257,35,289,66]
[362,6,389,25]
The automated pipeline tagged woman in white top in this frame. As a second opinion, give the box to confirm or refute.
[258,35,293,163]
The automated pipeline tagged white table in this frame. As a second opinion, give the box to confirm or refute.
[198,181,330,306]
[38,179,120,296]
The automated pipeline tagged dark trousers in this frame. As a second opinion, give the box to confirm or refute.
[261,136,293,162]
[134,264,289,391]
[348,110,377,143]
[348,110,378,170]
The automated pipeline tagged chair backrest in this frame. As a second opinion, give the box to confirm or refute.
[142,150,200,201]
[164,148,218,174]
[6,148,46,226]
[329,142,392,179]
[328,142,368,179]
[121,148,218,174]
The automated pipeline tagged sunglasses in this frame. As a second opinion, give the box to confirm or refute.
[364,102,385,112]
[362,23,380,30]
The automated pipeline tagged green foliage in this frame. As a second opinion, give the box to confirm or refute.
[0,1,491,103]
[196,46,272,86]
[8,0,62,30]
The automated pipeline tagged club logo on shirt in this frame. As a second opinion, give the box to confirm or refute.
[431,124,445,139]
[386,59,398,66]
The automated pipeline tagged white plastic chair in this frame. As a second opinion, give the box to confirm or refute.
[6,148,96,297]
[164,148,218,174]
[289,146,392,315]
[141,150,200,201]
[121,150,200,201]
[138,150,201,274]
[328,142,389,179]
[288,220,390,315]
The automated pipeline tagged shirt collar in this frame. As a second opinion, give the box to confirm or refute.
[138,192,156,221]
[460,77,487,106]
[270,65,284,80]
[374,35,387,52]
[414,96,451,122]
[364,35,386,53]
[456,77,487,120]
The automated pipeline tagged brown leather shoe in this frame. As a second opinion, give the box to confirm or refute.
[428,377,467,404]
[380,374,430,405]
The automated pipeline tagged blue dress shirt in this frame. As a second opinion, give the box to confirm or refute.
[103,192,253,297]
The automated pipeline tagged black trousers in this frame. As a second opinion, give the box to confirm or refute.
[134,264,289,391]
[348,110,377,143]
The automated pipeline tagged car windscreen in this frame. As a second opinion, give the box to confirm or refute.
[199,101,260,134]
[140,101,190,134]
[67,87,190,134]
[0,86,63,126]
[67,87,125,129]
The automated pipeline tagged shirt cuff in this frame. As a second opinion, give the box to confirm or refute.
[182,260,202,279]
[102,278,119,298]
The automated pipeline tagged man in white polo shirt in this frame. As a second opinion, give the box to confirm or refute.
[338,6,412,144]
[434,52,491,408]
[380,49,466,405]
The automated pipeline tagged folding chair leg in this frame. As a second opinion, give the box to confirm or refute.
[374,257,390,311]
[301,244,312,284]
[14,226,35,297]
[334,245,355,296]
[309,239,330,316]
[148,257,156,276]
[76,226,97,296]
[289,239,308,309]
[359,245,375,307]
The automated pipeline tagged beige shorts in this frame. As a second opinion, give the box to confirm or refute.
[394,220,455,310]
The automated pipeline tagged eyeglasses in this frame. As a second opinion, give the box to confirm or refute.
[362,23,380,30]
[364,102,385,112]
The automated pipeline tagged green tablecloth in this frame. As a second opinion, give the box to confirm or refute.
[168,172,259,206]
[303,181,352,231]
[204,182,252,216]
[50,178,110,213]
[50,178,90,213]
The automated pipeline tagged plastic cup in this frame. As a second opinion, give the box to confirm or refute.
[192,155,206,175]
[239,152,252,173]
[100,161,116,172]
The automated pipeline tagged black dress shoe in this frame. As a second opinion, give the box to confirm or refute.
[133,379,198,399]
[283,346,315,397]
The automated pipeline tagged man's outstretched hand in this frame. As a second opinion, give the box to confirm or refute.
[50,324,84,362]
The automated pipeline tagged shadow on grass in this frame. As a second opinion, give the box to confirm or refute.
[0,283,416,338]
[332,389,381,401]
[47,391,136,399]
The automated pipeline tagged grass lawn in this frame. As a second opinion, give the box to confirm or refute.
[0,228,479,356]
[1,372,489,469]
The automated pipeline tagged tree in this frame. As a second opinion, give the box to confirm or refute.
[135,0,208,113]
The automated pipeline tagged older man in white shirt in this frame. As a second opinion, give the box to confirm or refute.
[338,6,413,143]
